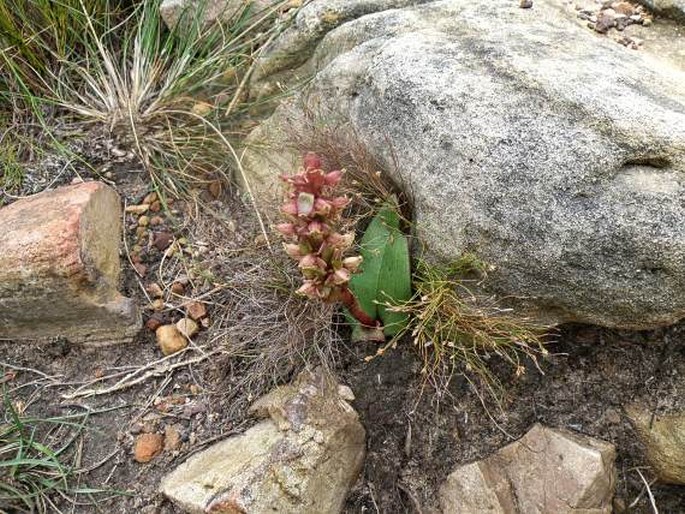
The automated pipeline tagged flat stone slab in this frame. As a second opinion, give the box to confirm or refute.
[0,182,139,343]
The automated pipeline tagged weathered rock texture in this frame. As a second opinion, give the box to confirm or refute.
[439,424,616,513]
[244,0,685,329]
[160,369,365,513]
[0,182,139,342]
[636,0,685,20]
[160,0,277,29]
[626,403,685,484]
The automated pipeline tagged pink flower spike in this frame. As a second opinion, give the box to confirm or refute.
[324,169,343,186]
[296,192,315,216]
[303,152,322,171]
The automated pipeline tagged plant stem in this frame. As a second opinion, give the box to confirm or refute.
[338,286,379,328]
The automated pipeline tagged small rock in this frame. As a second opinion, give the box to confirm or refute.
[125,204,149,215]
[154,232,173,251]
[156,324,188,355]
[519,0,533,7]
[161,369,365,514]
[164,425,183,451]
[626,403,685,484]
[186,301,208,321]
[176,318,199,338]
[151,298,165,311]
[135,226,147,238]
[150,215,164,226]
[170,282,185,295]
[611,1,634,15]
[134,433,164,463]
[595,11,616,33]
[150,200,162,212]
[439,424,616,513]
[143,192,158,205]
[133,263,147,277]
[145,315,164,332]
[338,385,356,401]
[642,16,652,26]
[146,283,164,298]
[138,215,150,227]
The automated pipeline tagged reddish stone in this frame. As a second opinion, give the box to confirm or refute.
[0,182,139,342]
[154,232,173,251]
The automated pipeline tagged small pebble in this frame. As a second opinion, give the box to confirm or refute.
[171,282,185,295]
[150,216,164,226]
[187,301,208,321]
[176,318,199,338]
[143,192,158,205]
[138,215,150,227]
[134,433,163,463]
[125,204,149,215]
[154,232,173,251]
[150,200,161,212]
[156,324,188,355]
[133,263,147,277]
[519,0,532,7]
[146,282,164,298]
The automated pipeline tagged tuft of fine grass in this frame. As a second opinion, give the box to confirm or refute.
[0,394,117,513]
[392,256,551,404]
[0,0,292,197]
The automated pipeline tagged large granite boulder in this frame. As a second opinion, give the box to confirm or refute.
[243,0,685,329]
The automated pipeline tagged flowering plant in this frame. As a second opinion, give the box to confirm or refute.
[277,152,378,328]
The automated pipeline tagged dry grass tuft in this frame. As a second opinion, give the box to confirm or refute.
[392,256,551,405]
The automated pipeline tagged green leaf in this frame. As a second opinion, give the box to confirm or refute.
[349,202,412,337]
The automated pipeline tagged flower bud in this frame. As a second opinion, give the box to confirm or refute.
[297,192,315,216]
[303,152,322,171]
[329,268,350,285]
[324,169,343,187]
[313,198,332,216]
[342,256,363,272]
[283,243,302,259]
[281,200,298,217]
[296,280,318,299]
[276,223,296,237]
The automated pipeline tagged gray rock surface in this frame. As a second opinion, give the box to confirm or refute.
[636,0,685,21]
[160,0,278,29]
[160,369,365,513]
[439,423,616,513]
[0,182,139,343]
[244,0,685,329]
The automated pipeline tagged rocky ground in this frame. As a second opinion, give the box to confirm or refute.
[3,0,685,513]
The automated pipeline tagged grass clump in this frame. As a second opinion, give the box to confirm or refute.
[393,256,550,402]
[0,395,114,513]
[0,0,290,197]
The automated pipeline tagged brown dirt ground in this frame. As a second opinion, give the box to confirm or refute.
[1,149,685,514]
